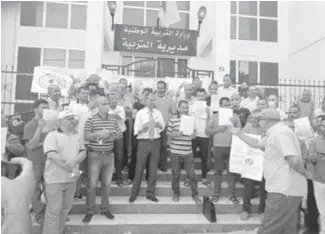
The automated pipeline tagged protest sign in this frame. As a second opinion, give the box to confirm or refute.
[218,108,233,125]
[294,117,314,140]
[1,127,8,155]
[230,134,264,181]
[179,115,195,136]
[210,95,220,112]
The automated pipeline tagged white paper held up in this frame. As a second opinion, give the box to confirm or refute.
[1,127,8,155]
[294,117,314,140]
[210,95,220,112]
[218,108,233,125]
[179,115,195,136]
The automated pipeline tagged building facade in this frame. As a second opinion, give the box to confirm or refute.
[1,1,325,114]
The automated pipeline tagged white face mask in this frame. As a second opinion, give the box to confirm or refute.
[268,101,277,108]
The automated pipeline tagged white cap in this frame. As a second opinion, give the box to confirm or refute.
[57,110,76,120]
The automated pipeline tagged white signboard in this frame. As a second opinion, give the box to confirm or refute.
[294,117,314,140]
[210,95,220,112]
[230,134,264,181]
[218,108,233,126]
[179,115,195,136]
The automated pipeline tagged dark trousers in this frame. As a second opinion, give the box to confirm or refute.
[242,177,266,214]
[213,146,236,196]
[75,149,88,194]
[114,138,124,181]
[192,137,209,179]
[128,135,149,181]
[305,179,320,232]
[158,129,168,170]
[257,193,302,234]
[131,139,161,197]
[171,153,198,196]
[32,165,46,222]
[86,151,114,214]
[123,119,132,168]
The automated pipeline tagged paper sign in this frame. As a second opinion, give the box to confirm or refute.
[210,95,220,112]
[2,127,8,155]
[294,117,314,140]
[179,115,195,136]
[218,108,233,125]
[230,134,264,181]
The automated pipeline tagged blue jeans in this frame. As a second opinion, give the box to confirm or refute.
[257,193,302,234]
[86,151,115,214]
[42,182,76,234]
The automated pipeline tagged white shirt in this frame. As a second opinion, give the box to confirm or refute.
[241,97,259,112]
[108,105,126,132]
[134,107,165,140]
[218,86,238,99]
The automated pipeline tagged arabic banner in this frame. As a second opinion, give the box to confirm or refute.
[114,24,197,56]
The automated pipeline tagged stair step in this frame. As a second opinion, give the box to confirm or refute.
[80,181,249,197]
[32,214,261,234]
[70,196,261,214]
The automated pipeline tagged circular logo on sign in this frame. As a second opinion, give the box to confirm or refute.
[245,158,254,165]
[38,73,69,90]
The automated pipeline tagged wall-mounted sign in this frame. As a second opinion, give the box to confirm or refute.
[114,24,197,56]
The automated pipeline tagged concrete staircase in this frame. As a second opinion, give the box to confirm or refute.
[32,158,263,234]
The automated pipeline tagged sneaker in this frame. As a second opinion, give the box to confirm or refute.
[240,211,249,221]
[184,179,190,187]
[172,194,180,202]
[192,196,202,204]
[82,214,93,223]
[210,195,220,203]
[201,179,212,187]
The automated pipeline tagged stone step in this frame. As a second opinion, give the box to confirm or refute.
[80,181,248,197]
[32,214,261,234]
[119,170,235,182]
[70,196,261,214]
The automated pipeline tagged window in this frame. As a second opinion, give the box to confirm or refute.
[230,60,278,85]
[20,1,87,30]
[230,1,278,42]
[42,48,85,69]
[122,56,187,78]
[122,1,190,29]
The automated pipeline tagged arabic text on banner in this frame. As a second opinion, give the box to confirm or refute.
[179,115,195,136]
[294,117,314,140]
[229,134,264,182]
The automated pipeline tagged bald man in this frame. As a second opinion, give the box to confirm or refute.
[47,85,63,111]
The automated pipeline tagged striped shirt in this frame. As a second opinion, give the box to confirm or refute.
[167,115,193,155]
[84,112,120,152]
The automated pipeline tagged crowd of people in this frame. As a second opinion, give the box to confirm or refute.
[1,74,325,234]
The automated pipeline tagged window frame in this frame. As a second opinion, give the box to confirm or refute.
[230,1,278,42]
[122,1,190,29]
[20,1,87,30]
[121,54,188,78]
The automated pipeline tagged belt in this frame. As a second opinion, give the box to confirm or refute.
[89,149,113,154]
[138,138,161,142]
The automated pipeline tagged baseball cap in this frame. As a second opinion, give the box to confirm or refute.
[57,110,76,120]
[254,108,281,121]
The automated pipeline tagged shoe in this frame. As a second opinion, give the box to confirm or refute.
[201,179,212,187]
[210,195,220,203]
[82,214,93,223]
[184,179,190,187]
[160,168,167,172]
[74,193,82,200]
[146,195,159,202]
[123,166,128,172]
[116,179,123,187]
[192,195,202,204]
[240,211,249,221]
[172,194,180,202]
[129,196,136,203]
[229,196,239,205]
[101,210,114,220]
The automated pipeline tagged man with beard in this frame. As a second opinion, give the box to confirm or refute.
[155,81,176,172]
[129,94,165,203]
[83,96,122,223]
[229,108,311,234]
[23,99,49,225]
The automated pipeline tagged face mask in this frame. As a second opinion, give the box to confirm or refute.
[268,101,277,108]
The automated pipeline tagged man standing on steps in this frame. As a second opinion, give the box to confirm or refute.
[47,84,64,111]
[83,96,122,223]
[155,80,177,172]
[229,108,310,234]
[167,100,201,204]
[129,94,165,203]
[218,74,238,99]
[207,97,240,205]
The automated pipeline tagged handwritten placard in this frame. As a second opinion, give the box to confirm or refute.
[114,24,197,56]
